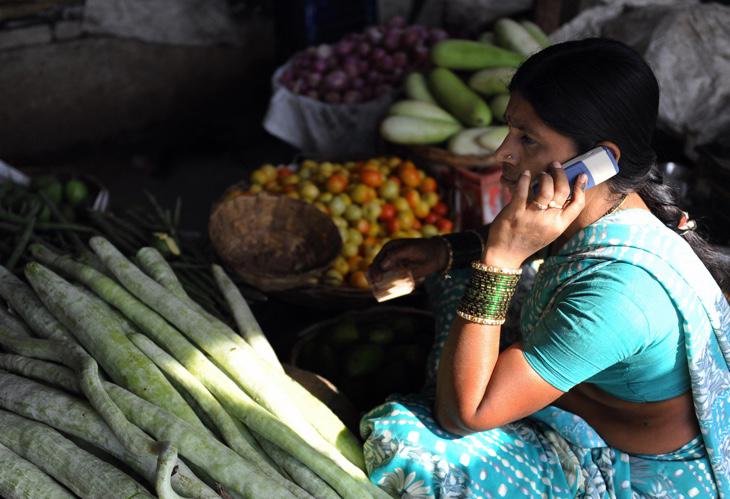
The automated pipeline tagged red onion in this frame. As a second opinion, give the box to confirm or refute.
[324,70,347,91]
[429,28,449,43]
[335,40,354,56]
[352,77,365,90]
[357,60,370,74]
[343,60,360,78]
[365,26,383,44]
[392,51,408,68]
[313,59,328,73]
[357,42,371,56]
[307,73,322,88]
[371,47,387,61]
[383,29,402,51]
[316,44,333,59]
[343,90,362,104]
[305,90,320,100]
[376,55,394,72]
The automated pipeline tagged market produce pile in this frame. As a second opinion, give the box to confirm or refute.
[235,156,453,289]
[279,16,448,104]
[0,237,389,498]
[380,18,550,156]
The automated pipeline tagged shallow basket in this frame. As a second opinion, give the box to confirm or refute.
[208,194,342,292]
[291,306,435,412]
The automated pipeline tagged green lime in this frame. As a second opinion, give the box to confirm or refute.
[39,181,63,205]
[64,179,89,206]
[345,344,385,377]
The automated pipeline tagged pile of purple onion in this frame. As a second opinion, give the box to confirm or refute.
[279,16,448,104]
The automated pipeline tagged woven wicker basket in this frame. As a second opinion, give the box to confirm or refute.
[208,194,342,292]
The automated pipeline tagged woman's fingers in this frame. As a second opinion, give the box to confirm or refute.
[532,171,555,210]
[549,162,571,208]
[562,174,588,220]
[512,170,532,206]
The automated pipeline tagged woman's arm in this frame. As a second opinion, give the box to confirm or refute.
[435,166,586,434]
[435,323,563,434]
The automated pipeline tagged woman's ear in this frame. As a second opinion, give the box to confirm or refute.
[597,141,621,163]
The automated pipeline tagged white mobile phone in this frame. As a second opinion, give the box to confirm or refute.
[533,146,619,195]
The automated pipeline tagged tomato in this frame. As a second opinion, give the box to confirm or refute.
[388,176,402,186]
[386,218,401,234]
[399,167,421,188]
[433,202,449,217]
[420,176,437,193]
[397,210,415,230]
[404,189,421,209]
[424,212,438,225]
[277,168,293,179]
[413,200,431,219]
[356,218,370,235]
[379,203,396,221]
[326,174,348,194]
[361,169,384,188]
[350,184,375,204]
[349,270,370,289]
[436,218,454,234]
[411,218,422,230]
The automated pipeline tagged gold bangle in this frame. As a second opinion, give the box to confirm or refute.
[456,309,506,325]
[471,261,522,275]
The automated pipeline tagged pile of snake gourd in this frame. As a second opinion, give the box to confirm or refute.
[0,237,388,499]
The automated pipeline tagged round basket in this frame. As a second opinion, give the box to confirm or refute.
[407,145,500,170]
[208,194,342,292]
[291,306,435,411]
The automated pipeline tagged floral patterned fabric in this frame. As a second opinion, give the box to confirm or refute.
[361,209,730,498]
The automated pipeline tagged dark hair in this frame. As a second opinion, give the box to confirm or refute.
[509,38,729,291]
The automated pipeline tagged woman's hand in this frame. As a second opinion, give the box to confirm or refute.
[368,237,449,283]
[484,163,587,268]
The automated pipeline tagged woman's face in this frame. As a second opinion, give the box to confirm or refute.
[495,92,579,194]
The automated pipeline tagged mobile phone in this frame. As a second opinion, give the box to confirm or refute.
[533,146,619,195]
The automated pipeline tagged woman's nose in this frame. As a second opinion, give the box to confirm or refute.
[494,140,516,163]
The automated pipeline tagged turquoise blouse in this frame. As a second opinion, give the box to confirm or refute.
[522,261,691,402]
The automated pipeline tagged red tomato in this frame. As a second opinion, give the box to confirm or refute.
[420,177,437,193]
[436,218,454,234]
[386,218,401,234]
[424,212,438,225]
[361,169,384,188]
[356,219,370,235]
[326,174,348,194]
[379,203,396,221]
[399,167,421,188]
[277,168,293,179]
[433,202,449,217]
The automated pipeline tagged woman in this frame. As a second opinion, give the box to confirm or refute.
[362,38,730,498]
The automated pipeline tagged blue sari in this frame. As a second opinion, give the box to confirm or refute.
[361,209,730,498]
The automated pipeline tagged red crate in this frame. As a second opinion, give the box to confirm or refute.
[450,165,511,231]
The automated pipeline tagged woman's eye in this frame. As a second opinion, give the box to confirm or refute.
[520,135,537,146]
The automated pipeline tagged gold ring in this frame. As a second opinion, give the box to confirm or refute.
[532,201,548,210]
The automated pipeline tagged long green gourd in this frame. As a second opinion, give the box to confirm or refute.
[0,440,74,499]
[0,354,79,393]
[0,307,33,338]
[0,265,73,342]
[24,262,205,430]
[0,409,153,499]
[104,382,305,499]
[129,333,310,498]
[89,238,370,479]
[211,263,282,371]
[0,370,218,499]
[28,246,369,497]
